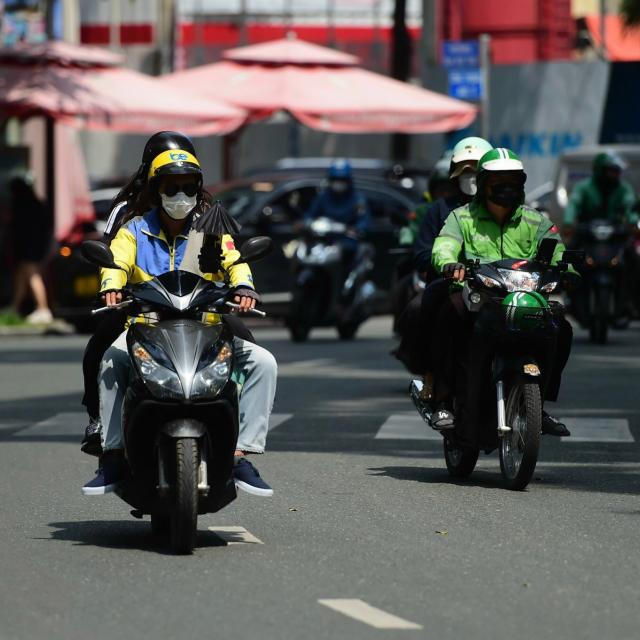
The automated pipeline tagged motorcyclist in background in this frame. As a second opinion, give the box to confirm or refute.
[392,137,492,377]
[305,159,371,270]
[429,148,573,437]
[563,151,639,322]
[563,151,636,231]
[391,156,454,332]
[81,132,255,456]
[82,138,277,498]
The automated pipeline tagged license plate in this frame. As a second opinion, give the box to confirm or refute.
[73,274,100,297]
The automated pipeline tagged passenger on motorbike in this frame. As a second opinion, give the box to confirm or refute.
[392,137,492,381]
[430,148,573,437]
[81,132,255,457]
[305,159,371,270]
[82,144,277,497]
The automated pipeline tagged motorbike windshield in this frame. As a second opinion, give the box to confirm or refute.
[132,270,226,312]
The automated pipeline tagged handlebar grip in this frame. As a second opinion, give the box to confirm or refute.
[225,301,267,318]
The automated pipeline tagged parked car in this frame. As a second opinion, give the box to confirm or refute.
[48,187,118,331]
[243,157,429,202]
[209,174,419,315]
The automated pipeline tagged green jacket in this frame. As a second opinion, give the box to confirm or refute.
[432,201,567,275]
[563,178,637,226]
[398,202,429,246]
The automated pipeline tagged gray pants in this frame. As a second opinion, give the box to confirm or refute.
[99,331,277,454]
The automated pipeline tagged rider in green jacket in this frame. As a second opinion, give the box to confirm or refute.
[563,151,637,228]
[429,148,572,437]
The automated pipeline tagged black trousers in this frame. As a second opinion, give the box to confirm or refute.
[81,312,256,418]
[431,292,573,406]
[393,278,450,375]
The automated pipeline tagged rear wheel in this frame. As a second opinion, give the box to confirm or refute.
[170,438,198,554]
[499,383,541,491]
[443,438,479,478]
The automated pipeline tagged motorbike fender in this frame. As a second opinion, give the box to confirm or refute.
[160,418,207,439]
[492,355,542,383]
[296,267,318,288]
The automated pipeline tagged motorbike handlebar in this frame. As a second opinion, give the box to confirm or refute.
[91,299,133,315]
[224,301,267,318]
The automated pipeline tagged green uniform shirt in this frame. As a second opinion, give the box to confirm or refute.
[563,178,637,226]
[432,201,567,275]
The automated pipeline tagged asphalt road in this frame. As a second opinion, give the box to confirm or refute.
[1,317,640,640]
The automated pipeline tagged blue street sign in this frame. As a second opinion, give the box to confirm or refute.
[442,41,480,68]
[448,68,483,101]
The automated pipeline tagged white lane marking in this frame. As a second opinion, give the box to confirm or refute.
[207,526,263,545]
[269,413,293,432]
[560,418,634,442]
[17,411,85,436]
[318,599,422,630]
[375,413,440,440]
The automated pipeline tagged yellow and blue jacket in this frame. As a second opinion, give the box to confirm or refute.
[100,208,253,322]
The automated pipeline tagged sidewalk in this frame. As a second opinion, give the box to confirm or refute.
[0,319,75,337]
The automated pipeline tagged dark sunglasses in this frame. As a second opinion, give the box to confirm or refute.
[162,182,199,197]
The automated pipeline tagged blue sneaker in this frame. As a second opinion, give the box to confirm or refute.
[233,458,273,497]
[82,452,126,496]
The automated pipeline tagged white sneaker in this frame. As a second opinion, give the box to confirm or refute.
[26,309,53,325]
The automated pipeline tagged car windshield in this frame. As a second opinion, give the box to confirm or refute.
[213,182,275,219]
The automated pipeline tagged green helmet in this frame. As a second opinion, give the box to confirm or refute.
[476,147,527,206]
[593,151,626,177]
[502,291,549,331]
[449,136,493,178]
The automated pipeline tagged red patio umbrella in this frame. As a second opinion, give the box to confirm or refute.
[0,63,246,135]
[161,37,477,134]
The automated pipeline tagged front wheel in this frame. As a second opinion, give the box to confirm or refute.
[499,382,541,491]
[443,438,479,478]
[170,438,199,554]
[336,321,359,340]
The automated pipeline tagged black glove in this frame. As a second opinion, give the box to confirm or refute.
[198,235,224,273]
[233,287,261,305]
[443,262,466,279]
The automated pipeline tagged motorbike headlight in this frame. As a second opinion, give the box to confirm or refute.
[131,341,184,399]
[191,340,233,400]
[592,224,614,242]
[497,269,540,292]
[540,281,559,293]
[476,274,501,288]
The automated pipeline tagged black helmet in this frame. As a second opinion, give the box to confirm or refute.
[142,131,196,167]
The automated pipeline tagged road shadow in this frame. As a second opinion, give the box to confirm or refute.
[368,460,640,496]
[43,520,230,555]
[368,465,507,490]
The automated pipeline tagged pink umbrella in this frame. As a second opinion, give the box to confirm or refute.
[162,37,477,134]
[0,40,123,68]
[0,64,246,135]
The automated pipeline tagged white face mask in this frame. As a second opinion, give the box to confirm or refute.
[458,173,477,197]
[160,192,197,220]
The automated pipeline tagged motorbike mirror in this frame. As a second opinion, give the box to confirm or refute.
[535,238,557,263]
[80,240,125,270]
[238,236,274,264]
[561,249,585,267]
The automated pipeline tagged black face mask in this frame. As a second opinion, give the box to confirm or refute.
[488,183,522,209]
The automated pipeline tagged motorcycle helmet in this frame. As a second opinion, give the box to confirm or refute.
[142,131,196,167]
[328,159,353,181]
[449,136,493,178]
[476,147,527,208]
[593,151,626,175]
[502,291,549,332]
